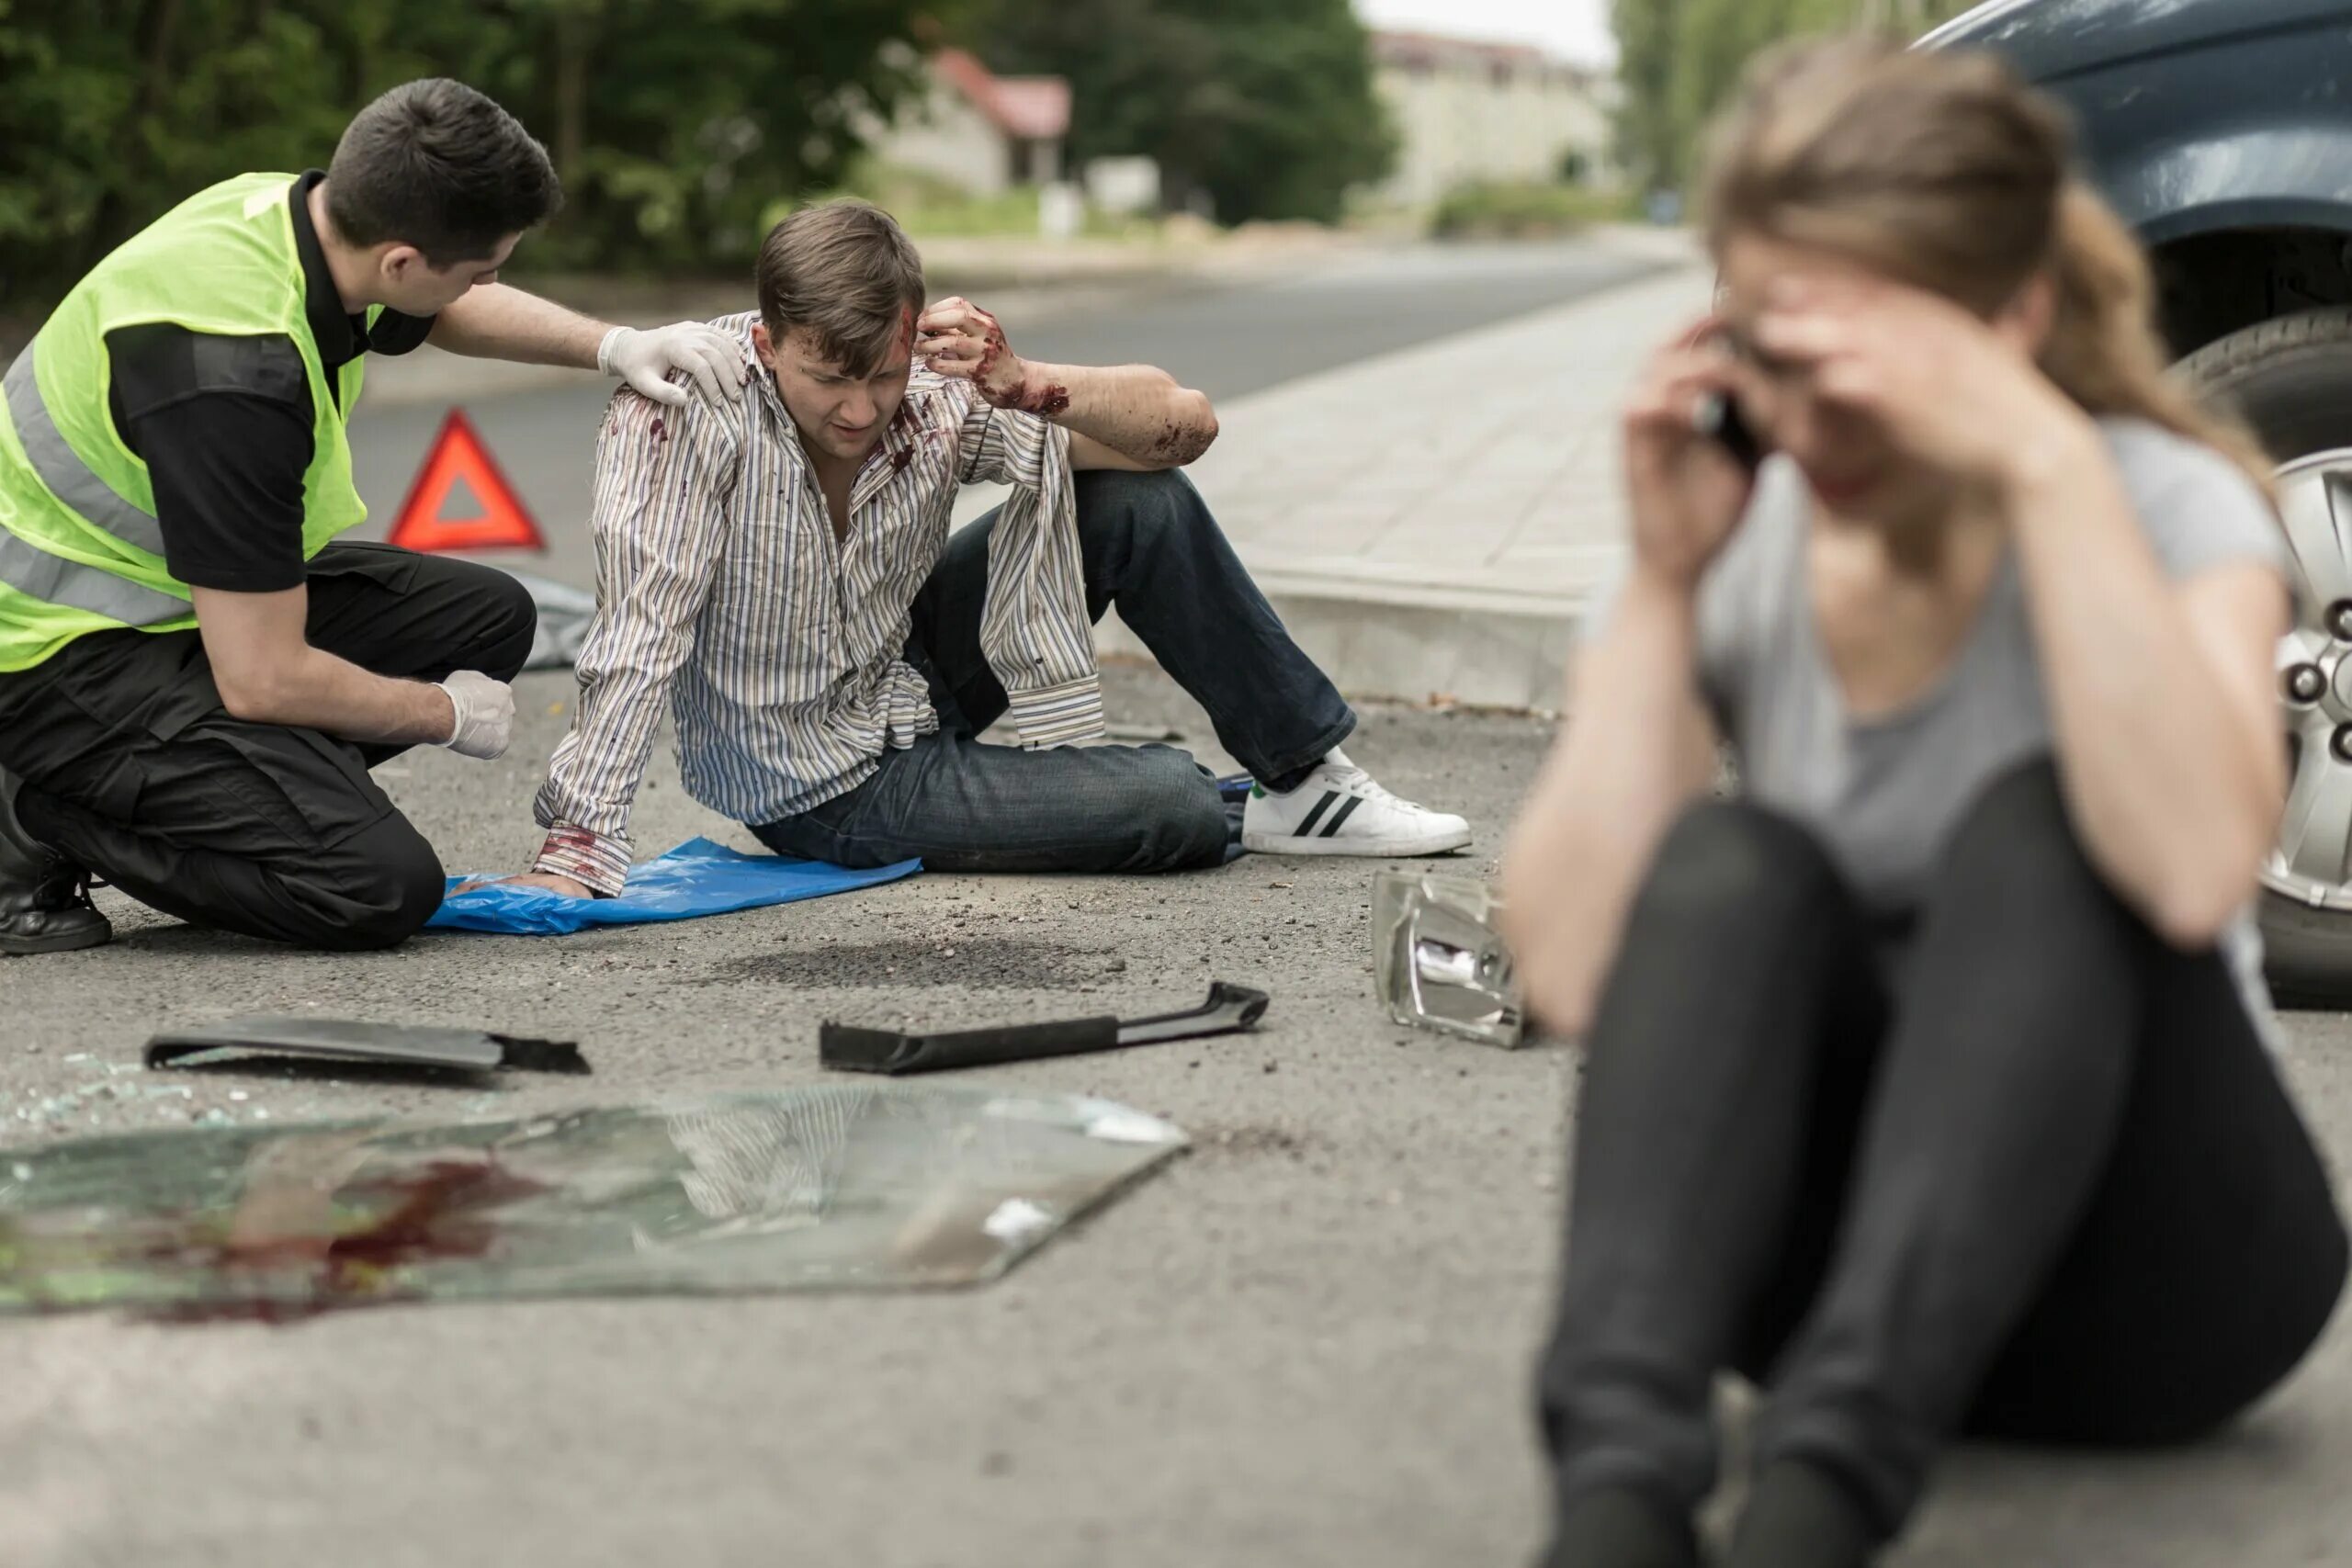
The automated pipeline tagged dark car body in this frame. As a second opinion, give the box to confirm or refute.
[1928,0,2352,355]
[1930,2,2352,997]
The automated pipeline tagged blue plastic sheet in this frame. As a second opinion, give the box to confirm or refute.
[427,837,921,936]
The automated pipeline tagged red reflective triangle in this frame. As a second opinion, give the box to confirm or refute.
[386,409,545,554]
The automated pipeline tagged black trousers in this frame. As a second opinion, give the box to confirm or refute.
[0,543,535,951]
[1539,761,2349,1551]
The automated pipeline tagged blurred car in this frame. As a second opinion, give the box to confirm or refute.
[1927,0,2352,1002]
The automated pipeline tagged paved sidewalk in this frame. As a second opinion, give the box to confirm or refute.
[1191,255,1707,710]
[960,229,1712,710]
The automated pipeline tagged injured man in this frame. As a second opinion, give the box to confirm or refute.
[495,200,1469,898]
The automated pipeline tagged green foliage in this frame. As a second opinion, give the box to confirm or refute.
[966,0,1396,226]
[1430,180,1638,240]
[1611,0,1689,200]
[0,0,954,314]
[1609,0,1981,195]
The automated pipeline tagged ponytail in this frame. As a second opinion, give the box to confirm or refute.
[2039,183,2276,498]
[1699,40,2277,501]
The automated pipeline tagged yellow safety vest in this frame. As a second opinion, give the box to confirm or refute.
[0,172,373,671]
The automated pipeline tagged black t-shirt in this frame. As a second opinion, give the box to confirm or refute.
[104,169,435,592]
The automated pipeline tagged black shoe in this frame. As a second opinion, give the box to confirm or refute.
[0,770,111,955]
[1726,1461,1877,1568]
[1545,1485,1699,1568]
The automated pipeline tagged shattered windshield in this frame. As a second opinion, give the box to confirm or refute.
[0,1085,1185,1320]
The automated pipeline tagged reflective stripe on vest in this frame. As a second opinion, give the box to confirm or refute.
[0,517,187,625]
[3,344,166,556]
[0,345,187,626]
[0,174,371,669]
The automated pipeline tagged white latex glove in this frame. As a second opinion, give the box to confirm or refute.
[597,321,748,407]
[435,670,515,761]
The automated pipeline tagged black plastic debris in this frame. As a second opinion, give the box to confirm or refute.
[821,981,1270,1076]
[145,1019,589,1077]
[0,1086,1184,1318]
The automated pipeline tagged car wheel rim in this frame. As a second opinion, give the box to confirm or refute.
[2266,448,2352,909]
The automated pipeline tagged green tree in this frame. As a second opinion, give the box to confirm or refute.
[1608,0,1980,196]
[971,0,1396,225]
[1611,0,1688,194]
[0,0,955,316]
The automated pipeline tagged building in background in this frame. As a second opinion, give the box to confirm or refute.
[1081,156,1162,218]
[1371,29,1614,208]
[875,47,1071,196]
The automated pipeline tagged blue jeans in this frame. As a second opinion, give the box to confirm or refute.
[751,469,1356,874]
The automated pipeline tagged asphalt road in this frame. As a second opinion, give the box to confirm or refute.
[3,659,2351,1568]
[4,243,2350,1564]
[345,238,1663,586]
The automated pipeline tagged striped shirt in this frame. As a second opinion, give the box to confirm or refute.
[530,311,1102,895]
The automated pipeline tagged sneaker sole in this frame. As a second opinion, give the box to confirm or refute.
[1242,829,1472,858]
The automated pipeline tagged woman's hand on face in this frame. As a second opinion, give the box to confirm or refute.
[1752,277,2085,491]
[1623,317,1761,591]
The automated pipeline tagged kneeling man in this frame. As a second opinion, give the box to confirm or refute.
[503,201,1469,897]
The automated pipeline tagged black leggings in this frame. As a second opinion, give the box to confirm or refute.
[1538,761,2348,1548]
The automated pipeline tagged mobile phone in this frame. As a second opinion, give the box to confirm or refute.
[1692,391,1765,472]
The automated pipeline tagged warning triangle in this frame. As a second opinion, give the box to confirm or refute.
[387,409,545,554]
[440,474,486,522]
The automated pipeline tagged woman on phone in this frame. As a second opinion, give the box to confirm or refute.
[1501,39,2348,1568]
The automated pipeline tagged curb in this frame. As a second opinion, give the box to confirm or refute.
[1149,244,1702,710]
[1094,578,1599,714]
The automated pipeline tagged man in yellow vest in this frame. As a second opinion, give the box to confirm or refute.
[0,78,747,954]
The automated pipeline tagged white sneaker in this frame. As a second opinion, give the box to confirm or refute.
[1241,750,1471,857]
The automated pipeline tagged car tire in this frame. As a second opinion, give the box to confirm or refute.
[2182,307,2352,1008]
[2254,891,2352,1009]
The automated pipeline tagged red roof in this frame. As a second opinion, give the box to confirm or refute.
[1370,28,1591,81]
[933,48,1070,141]
[1372,28,1546,67]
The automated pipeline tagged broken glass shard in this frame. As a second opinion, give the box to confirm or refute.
[0,1086,1185,1319]
[1373,870,1525,1048]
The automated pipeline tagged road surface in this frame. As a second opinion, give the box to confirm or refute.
[346,238,1664,583]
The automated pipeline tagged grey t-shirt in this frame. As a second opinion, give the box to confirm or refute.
[1690,417,2288,919]
[1593,418,2290,1032]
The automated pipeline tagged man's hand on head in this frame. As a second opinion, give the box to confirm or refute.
[918,297,1069,417]
[917,302,1207,467]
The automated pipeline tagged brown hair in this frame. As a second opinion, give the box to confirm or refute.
[327,79,561,265]
[1699,37,2272,492]
[754,200,926,376]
